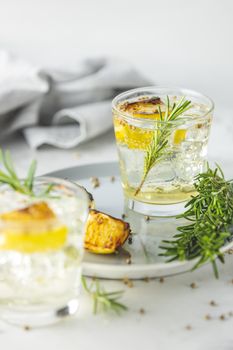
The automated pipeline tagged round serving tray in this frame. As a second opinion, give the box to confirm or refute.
[46,162,233,279]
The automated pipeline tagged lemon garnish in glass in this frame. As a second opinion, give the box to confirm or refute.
[114,97,187,150]
[0,202,68,253]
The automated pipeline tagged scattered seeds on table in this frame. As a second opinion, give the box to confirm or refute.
[127,280,134,288]
[159,277,164,283]
[185,325,192,330]
[126,257,132,265]
[219,314,226,321]
[110,176,115,182]
[143,277,150,283]
[190,282,198,289]
[122,213,126,219]
[210,300,218,307]
[123,277,134,288]
[205,314,212,320]
[23,325,31,331]
[90,177,100,188]
[145,216,150,222]
[139,308,145,315]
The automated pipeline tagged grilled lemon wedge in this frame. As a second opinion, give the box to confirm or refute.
[0,202,68,253]
[85,210,130,254]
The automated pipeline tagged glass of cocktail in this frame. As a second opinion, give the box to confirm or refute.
[0,177,90,326]
[112,87,214,216]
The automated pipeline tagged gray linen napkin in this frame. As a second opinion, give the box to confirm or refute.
[0,51,149,148]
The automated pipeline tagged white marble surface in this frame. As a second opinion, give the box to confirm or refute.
[0,106,233,349]
[1,257,233,350]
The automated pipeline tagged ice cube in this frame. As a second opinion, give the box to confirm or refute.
[186,123,210,142]
[147,161,176,184]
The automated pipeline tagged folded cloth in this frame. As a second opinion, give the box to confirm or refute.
[0,51,150,148]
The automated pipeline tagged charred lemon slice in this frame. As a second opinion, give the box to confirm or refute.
[114,97,163,150]
[121,97,161,117]
[0,202,68,253]
[85,210,130,254]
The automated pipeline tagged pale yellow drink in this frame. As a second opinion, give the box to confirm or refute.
[112,88,213,216]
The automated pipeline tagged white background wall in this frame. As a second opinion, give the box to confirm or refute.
[0,0,232,108]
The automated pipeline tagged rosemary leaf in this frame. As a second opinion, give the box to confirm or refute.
[4,150,19,181]
[24,160,37,192]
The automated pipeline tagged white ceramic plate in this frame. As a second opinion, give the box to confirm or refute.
[46,162,233,279]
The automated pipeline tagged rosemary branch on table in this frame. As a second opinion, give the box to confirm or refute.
[134,96,192,196]
[159,164,233,278]
[82,276,128,314]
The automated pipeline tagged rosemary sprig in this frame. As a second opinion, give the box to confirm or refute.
[0,149,54,197]
[0,149,37,195]
[82,276,128,314]
[134,96,192,195]
[159,164,233,278]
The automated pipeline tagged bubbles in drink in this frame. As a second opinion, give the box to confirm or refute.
[113,95,213,205]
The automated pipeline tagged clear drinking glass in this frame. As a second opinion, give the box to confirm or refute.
[112,87,214,216]
[0,177,90,326]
